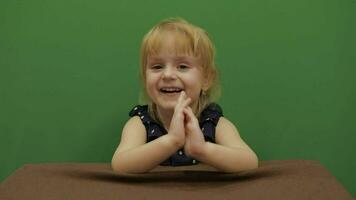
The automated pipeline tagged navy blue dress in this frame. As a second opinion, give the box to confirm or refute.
[129,103,223,166]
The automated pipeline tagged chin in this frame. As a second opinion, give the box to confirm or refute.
[156,101,177,111]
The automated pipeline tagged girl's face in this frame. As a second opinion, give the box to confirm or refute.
[145,34,206,112]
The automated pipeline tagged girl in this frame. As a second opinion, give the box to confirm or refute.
[111,18,258,173]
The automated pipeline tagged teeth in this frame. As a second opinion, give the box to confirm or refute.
[160,87,182,92]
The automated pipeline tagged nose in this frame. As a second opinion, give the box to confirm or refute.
[162,66,177,80]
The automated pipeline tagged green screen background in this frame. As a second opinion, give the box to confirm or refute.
[1,0,355,196]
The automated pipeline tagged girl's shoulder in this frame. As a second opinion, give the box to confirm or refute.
[199,103,224,125]
[128,105,157,127]
[204,103,223,114]
[129,105,149,117]
[129,105,151,122]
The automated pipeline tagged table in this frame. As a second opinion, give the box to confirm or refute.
[0,160,353,200]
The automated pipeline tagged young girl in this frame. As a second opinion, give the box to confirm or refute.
[111,18,258,173]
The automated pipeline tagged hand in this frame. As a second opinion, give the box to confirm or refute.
[183,106,206,158]
[167,91,191,148]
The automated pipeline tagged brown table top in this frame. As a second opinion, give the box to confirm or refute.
[0,160,353,200]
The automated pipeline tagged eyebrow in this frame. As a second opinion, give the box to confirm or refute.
[148,56,197,63]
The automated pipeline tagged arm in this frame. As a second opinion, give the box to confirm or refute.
[111,116,181,173]
[199,117,258,172]
[184,107,258,172]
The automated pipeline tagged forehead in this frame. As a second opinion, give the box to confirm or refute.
[146,30,199,58]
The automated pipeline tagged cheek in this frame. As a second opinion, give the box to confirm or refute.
[186,72,204,89]
[145,75,159,93]
[185,80,203,99]
[145,72,153,86]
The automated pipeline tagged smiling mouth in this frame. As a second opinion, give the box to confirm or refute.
[160,87,183,94]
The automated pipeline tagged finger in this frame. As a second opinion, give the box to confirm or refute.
[185,107,194,118]
[183,107,193,116]
[181,97,192,108]
[176,92,189,111]
[178,91,185,103]
[183,107,200,132]
[175,91,185,111]
[183,108,191,122]
[187,107,199,124]
[183,107,194,122]
[181,90,186,97]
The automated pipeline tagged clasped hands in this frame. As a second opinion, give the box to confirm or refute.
[168,91,206,158]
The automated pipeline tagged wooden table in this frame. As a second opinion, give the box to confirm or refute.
[0,160,353,200]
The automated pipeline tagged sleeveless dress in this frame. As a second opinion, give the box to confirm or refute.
[129,103,223,166]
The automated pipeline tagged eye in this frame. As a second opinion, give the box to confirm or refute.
[151,64,163,70]
[178,64,189,70]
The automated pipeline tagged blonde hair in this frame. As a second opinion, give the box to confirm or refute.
[139,17,220,121]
